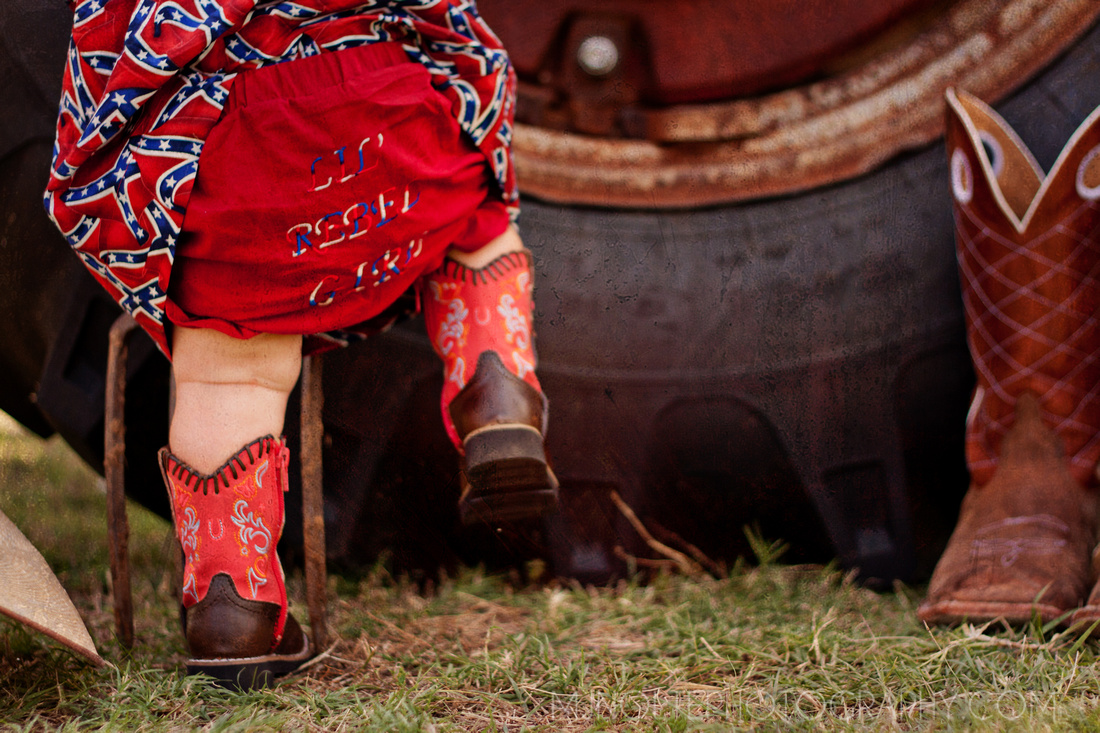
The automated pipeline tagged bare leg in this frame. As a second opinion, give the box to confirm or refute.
[446,224,524,267]
[169,326,302,473]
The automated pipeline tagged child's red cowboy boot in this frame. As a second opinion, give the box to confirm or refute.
[421,249,559,525]
[918,89,1100,626]
[161,436,311,688]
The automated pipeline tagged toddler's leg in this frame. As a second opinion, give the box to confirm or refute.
[445,222,525,270]
[170,328,302,472]
[161,326,311,689]
[423,225,559,525]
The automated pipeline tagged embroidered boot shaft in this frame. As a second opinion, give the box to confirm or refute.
[918,89,1100,626]
[162,436,290,633]
[948,89,1100,488]
[421,250,558,524]
[161,436,309,688]
[421,250,545,450]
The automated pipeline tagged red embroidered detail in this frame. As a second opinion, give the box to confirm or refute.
[163,436,290,646]
[421,251,542,449]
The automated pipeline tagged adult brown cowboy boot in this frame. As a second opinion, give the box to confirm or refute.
[1071,554,1100,628]
[918,89,1100,626]
[161,436,312,688]
[421,250,559,525]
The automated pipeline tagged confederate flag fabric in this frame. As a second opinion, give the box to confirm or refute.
[43,0,518,357]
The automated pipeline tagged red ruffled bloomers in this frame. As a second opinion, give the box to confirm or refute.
[44,0,518,357]
[167,42,509,341]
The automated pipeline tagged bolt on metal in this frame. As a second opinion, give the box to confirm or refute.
[577,35,619,76]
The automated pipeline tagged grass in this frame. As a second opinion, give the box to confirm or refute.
[2,415,1100,730]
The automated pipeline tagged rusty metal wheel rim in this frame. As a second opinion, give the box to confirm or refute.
[512,0,1100,208]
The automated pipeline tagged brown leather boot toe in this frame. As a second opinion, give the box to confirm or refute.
[450,351,559,525]
[184,574,312,690]
[918,396,1098,626]
[1068,550,1100,631]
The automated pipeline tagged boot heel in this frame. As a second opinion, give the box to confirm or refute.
[186,632,312,691]
[460,424,559,525]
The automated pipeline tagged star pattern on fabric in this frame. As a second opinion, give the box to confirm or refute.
[46,0,518,356]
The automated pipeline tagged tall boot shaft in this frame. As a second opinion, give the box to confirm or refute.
[421,249,558,524]
[918,91,1100,626]
[160,436,290,643]
[947,88,1100,487]
[420,249,544,451]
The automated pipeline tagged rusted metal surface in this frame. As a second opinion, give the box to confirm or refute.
[481,0,936,109]
[105,312,139,649]
[300,355,329,653]
[503,0,1100,208]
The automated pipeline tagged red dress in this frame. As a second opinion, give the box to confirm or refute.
[45,0,519,356]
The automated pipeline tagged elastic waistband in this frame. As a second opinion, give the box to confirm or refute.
[225,41,415,111]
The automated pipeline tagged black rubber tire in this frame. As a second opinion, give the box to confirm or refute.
[3,2,1100,583]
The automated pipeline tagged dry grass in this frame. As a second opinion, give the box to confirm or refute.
[3,422,1100,731]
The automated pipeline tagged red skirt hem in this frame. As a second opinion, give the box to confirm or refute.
[166,41,511,340]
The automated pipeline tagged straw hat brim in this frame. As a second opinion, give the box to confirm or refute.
[0,508,104,666]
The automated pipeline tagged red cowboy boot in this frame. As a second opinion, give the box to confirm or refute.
[421,250,559,525]
[918,89,1100,625]
[161,436,311,688]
